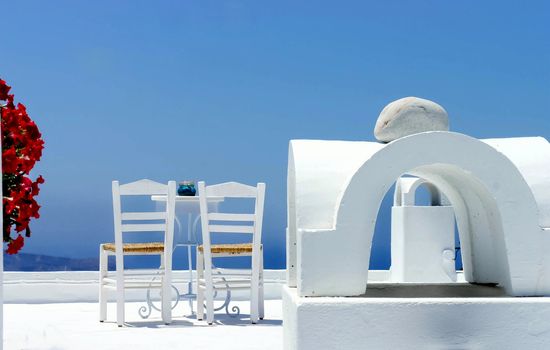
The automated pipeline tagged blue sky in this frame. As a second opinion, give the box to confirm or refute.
[2,1,549,269]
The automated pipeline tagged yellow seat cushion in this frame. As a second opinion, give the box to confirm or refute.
[102,242,165,254]
[198,243,261,255]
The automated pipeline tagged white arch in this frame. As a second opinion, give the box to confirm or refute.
[393,177,444,206]
[294,132,550,297]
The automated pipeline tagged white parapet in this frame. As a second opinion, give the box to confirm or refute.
[282,285,550,349]
[3,270,286,303]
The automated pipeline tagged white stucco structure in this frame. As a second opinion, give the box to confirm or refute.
[285,131,550,349]
[287,131,550,297]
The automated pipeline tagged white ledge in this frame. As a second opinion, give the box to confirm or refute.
[3,270,286,303]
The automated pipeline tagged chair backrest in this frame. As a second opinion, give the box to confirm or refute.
[112,179,176,266]
[198,181,266,260]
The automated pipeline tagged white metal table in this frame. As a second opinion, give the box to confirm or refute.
[138,195,223,318]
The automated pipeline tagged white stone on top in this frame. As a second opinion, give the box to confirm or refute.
[374,96,449,142]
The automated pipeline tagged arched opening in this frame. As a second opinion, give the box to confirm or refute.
[370,174,469,284]
[414,182,440,206]
[366,169,512,297]
[407,164,508,285]
[369,183,394,272]
[387,175,462,282]
[337,161,529,296]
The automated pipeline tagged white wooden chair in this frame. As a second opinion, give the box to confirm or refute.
[196,181,266,324]
[99,179,176,326]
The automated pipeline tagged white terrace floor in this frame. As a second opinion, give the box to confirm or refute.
[3,270,289,350]
[2,270,397,349]
[4,300,283,350]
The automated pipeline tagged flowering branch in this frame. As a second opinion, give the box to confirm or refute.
[1,78,45,254]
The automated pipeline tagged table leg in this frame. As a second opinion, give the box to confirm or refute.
[187,213,194,314]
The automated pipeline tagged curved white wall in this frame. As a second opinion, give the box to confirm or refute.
[288,132,550,297]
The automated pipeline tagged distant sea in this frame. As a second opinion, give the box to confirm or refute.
[4,253,112,271]
[2,252,275,271]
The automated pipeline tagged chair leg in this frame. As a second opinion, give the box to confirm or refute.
[115,258,125,327]
[203,251,215,325]
[196,286,205,321]
[205,283,214,325]
[250,266,260,324]
[161,251,172,325]
[99,246,108,322]
[116,283,125,327]
[259,254,264,320]
[161,281,172,325]
[196,250,205,321]
[250,246,262,324]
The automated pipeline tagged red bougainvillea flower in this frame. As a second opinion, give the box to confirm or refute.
[1,78,45,254]
[0,79,10,101]
[6,234,24,254]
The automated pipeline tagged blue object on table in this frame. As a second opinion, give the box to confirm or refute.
[177,181,196,196]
